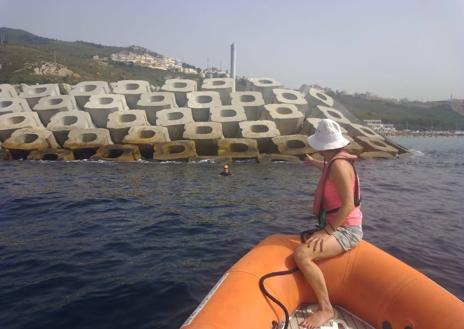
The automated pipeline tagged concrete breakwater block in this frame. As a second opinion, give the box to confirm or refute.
[201,78,234,105]
[90,144,141,162]
[355,136,398,155]
[344,135,364,155]
[32,95,78,126]
[263,104,304,135]
[272,135,313,157]
[187,91,222,122]
[47,111,95,147]
[210,105,247,138]
[156,107,194,140]
[0,84,19,98]
[239,120,280,153]
[0,149,12,160]
[161,79,197,107]
[64,128,113,159]
[136,92,177,125]
[70,81,111,110]
[231,91,265,120]
[111,80,151,109]
[0,98,32,115]
[83,94,129,128]
[359,151,396,160]
[316,105,351,125]
[0,112,44,141]
[307,87,334,107]
[217,138,259,160]
[19,84,61,109]
[27,148,75,161]
[3,128,60,159]
[107,110,149,144]
[183,122,224,156]
[153,140,197,161]
[247,78,282,104]
[123,126,170,159]
[272,89,308,115]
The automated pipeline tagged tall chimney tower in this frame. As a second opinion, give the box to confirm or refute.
[230,43,236,91]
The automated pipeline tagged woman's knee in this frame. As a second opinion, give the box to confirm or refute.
[293,244,316,265]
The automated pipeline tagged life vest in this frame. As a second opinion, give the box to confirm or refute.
[312,151,361,225]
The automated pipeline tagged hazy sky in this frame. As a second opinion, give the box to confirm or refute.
[1,0,463,100]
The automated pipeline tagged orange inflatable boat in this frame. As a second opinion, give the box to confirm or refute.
[181,234,464,329]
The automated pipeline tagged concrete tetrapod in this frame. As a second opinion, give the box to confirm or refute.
[344,135,364,155]
[343,123,385,140]
[217,138,259,160]
[247,78,283,104]
[183,122,224,156]
[239,120,280,153]
[32,95,78,126]
[0,98,32,115]
[201,78,234,105]
[83,94,129,128]
[69,81,111,110]
[47,111,96,147]
[90,144,142,162]
[272,89,308,116]
[156,107,194,140]
[3,128,60,159]
[19,84,61,109]
[110,80,151,109]
[210,105,247,138]
[161,79,197,107]
[263,104,304,135]
[28,148,75,161]
[271,135,314,157]
[316,105,352,125]
[307,87,334,107]
[136,92,177,125]
[0,112,44,141]
[123,126,170,159]
[153,140,197,162]
[230,92,265,121]
[64,128,113,159]
[106,110,149,144]
[187,91,222,122]
[355,136,398,155]
[0,84,19,98]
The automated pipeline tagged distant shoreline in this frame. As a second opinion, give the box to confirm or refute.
[384,130,464,137]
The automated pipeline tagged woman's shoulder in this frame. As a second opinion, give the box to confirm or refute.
[329,159,354,179]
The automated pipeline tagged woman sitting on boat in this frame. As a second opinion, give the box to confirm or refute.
[294,118,363,329]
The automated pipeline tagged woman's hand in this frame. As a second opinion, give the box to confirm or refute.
[306,230,331,252]
[304,153,324,170]
[304,153,315,165]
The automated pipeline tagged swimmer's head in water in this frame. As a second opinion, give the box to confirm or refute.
[223,164,229,169]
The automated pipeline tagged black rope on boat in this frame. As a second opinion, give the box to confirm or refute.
[259,268,300,329]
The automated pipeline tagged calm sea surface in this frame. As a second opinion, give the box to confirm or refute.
[0,136,463,329]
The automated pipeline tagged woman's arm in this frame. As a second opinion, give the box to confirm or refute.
[304,154,324,170]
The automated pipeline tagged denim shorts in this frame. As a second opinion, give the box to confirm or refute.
[332,225,363,251]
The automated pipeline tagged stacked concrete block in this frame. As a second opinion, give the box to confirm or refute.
[153,140,197,161]
[111,80,151,109]
[217,138,259,160]
[32,95,78,126]
[123,126,170,158]
[183,122,224,155]
[106,110,149,144]
[263,104,304,135]
[355,136,398,155]
[136,92,177,125]
[271,135,313,157]
[187,91,222,122]
[0,98,31,115]
[247,78,282,104]
[90,144,142,162]
[272,89,308,115]
[201,78,234,105]
[344,135,364,155]
[239,120,280,153]
[161,79,197,107]
[83,94,129,128]
[69,81,111,109]
[27,148,75,161]
[210,105,247,138]
[19,84,61,109]
[2,128,60,159]
[64,128,113,159]
[231,91,265,120]
[344,123,385,140]
[0,112,44,141]
[316,106,352,125]
[0,84,19,98]
[47,111,95,147]
[307,87,334,107]
[156,108,194,140]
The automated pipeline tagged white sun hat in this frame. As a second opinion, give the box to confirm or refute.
[307,118,350,151]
